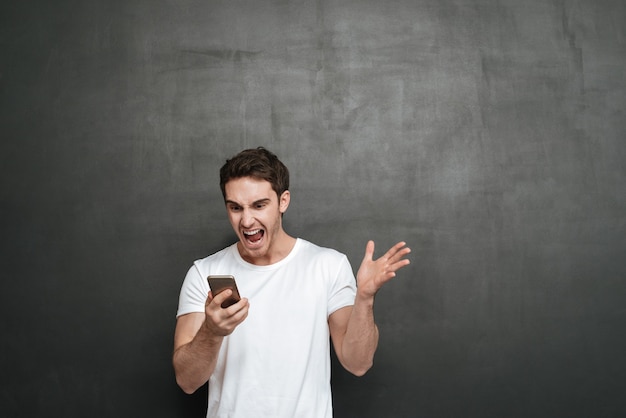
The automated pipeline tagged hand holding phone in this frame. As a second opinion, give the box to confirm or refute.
[207,275,241,308]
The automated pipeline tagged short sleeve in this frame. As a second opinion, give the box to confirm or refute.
[327,255,357,316]
[176,263,209,317]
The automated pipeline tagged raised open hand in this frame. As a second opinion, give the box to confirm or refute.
[356,241,411,298]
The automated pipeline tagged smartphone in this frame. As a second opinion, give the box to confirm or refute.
[207,275,241,308]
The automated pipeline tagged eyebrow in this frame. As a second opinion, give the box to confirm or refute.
[225,198,272,207]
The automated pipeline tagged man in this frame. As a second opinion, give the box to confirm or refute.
[173,147,410,417]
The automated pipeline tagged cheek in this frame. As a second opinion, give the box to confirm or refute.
[227,213,240,226]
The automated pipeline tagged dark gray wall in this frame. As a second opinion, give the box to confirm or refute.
[1,0,625,417]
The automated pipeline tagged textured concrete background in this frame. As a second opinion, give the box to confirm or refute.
[1,1,625,416]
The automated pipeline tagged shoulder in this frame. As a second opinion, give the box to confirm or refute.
[193,243,238,271]
[296,238,347,261]
[294,239,352,277]
[177,244,238,315]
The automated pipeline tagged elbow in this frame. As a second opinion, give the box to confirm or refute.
[338,346,376,377]
[176,375,200,395]
[180,386,196,395]
[346,360,374,377]
[178,384,196,395]
[173,362,203,395]
[173,350,204,394]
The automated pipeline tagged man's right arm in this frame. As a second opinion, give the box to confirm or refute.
[173,290,249,394]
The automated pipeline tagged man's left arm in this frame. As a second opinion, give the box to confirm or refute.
[329,241,411,376]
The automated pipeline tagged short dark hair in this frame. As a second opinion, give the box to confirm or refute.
[219,147,290,199]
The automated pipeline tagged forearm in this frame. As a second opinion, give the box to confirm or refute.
[340,293,379,376]
[173,322,223,394]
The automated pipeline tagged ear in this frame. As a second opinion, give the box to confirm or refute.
[279,190,290,214]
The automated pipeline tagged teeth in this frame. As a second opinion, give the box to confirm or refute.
[244,229,261,236]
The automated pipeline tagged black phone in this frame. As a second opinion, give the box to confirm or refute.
[207,275,241,308]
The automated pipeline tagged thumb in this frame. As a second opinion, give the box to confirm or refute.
[362,240,375,262]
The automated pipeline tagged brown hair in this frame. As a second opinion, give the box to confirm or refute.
[219,147,290,199]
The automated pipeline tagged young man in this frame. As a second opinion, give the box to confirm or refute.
[173,147,410,418]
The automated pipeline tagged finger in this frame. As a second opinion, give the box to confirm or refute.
[224,298,249,316]
[212,289,233,307]
[391,257,411,270]
[362,240,375,262]
[386,242,410,261]
[381,242,401,261]
[387,241,407,255]
[385,258,411,276]
[391,247,411,264]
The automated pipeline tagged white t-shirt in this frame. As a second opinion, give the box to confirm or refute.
[177,238,357,418]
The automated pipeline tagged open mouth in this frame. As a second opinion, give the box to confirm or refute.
[243,229,264,244]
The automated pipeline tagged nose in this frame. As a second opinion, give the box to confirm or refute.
[241,208,255,228]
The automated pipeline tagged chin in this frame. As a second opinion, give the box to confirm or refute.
[239,242,267,259]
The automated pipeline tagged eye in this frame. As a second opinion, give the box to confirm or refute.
[228,205,242,212]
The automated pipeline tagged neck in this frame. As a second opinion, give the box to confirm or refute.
[238,233,296,266]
